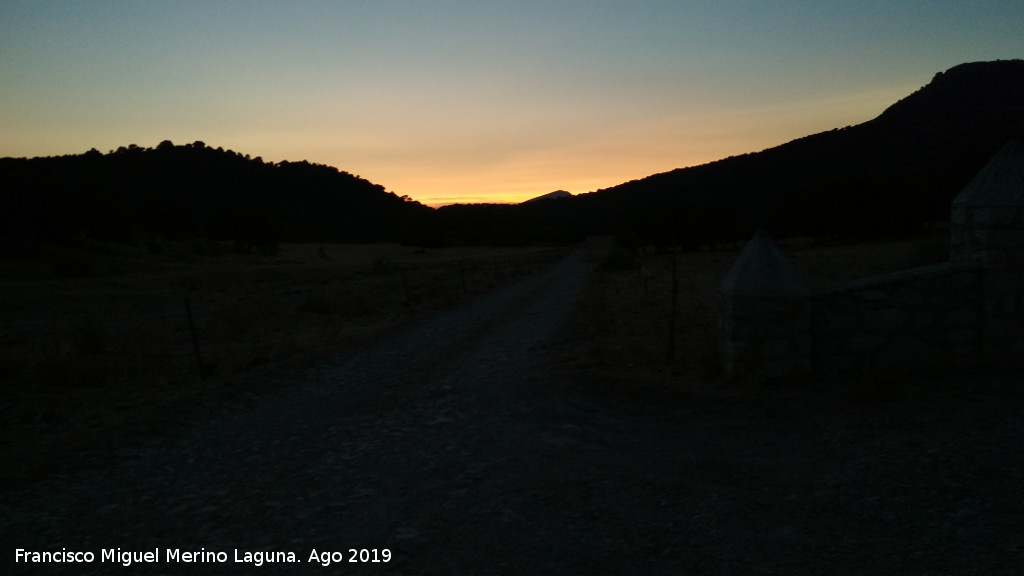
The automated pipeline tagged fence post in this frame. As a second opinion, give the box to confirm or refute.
[402,269,412,307]
[666,253,678,362]
[183,296,206,381]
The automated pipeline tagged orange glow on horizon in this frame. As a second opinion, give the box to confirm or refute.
[329,84,914,207]
[2,2,1019,210]
[0,81,909,209]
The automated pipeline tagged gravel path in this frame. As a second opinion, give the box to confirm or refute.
[4,249,1024,575]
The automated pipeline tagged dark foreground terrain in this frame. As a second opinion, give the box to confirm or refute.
[2,246,1023,575]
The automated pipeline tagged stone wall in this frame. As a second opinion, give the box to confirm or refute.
[811,261,982,379]
[716,243,995,382]
[951,205,1024,266]
[979,267,1024,368]
[718,141,1024,382]
[717,243,1023,382]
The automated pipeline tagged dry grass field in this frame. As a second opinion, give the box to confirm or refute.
[0,240,565,490]
[561,231,952,400]
[1,231,950,492]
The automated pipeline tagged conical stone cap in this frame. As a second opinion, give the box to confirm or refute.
[720,230,809,297]
[952,140,1024,207]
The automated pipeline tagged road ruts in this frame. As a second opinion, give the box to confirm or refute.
[6,247,1024,575]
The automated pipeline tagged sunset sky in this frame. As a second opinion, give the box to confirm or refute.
[2,2,1022,206]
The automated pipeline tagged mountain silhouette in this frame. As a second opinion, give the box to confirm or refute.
[572,59,1024,246]
[2,60,1022,250]
[400,59,1024,247]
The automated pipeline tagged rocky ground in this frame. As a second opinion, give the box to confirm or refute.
[2,249,1023,575]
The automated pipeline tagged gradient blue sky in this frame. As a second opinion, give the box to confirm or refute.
[2,1,1021,205]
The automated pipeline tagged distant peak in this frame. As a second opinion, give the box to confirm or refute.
[522,190,572,204]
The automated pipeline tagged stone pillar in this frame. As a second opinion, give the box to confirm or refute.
[718,230,811,381]
[950,140,1024,369]
[951,140,1024,266]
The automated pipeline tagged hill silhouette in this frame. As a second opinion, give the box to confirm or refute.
[572,59,1024,247]
[0,141,430,252]
[2,60,1022,250]
[396,60,1024,247]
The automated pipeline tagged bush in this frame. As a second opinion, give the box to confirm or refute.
[33,344,107,388]
[72,315,108,355]
[297,292,332,315]
[333,289,372,317]
[601,248,637,271]
[909,233,950,267]
[51,256,94,278]
[219,305,254,336]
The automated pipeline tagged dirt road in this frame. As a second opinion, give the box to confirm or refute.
[3,249,1023,575]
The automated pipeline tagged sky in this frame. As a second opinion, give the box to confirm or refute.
[1,1,1022,206]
